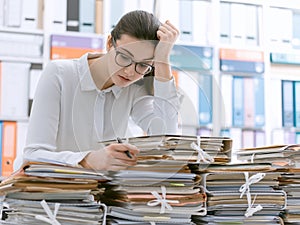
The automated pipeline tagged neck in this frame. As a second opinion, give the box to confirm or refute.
[89,54,114,90]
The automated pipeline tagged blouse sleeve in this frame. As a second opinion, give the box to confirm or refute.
[17,61,88,170]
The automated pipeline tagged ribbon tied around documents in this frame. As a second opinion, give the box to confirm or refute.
[239,172,265,217]
[35,200,61,225]
[147,186,179,214]
[190,136,214,164]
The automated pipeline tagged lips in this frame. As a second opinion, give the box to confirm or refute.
[119,75,131,82]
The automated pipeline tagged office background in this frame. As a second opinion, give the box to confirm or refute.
[0,0,300,176]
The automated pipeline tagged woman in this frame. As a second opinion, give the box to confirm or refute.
[17,10,181,171]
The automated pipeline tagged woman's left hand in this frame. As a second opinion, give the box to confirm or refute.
[154,20,179,81]
[155,20,179,62]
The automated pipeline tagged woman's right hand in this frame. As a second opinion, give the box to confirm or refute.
[80,143,140,171]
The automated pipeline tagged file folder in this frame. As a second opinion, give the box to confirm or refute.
[79,0,95,33]
[67,0,79,31]
[282,80,295,127]
[232,76,244,127]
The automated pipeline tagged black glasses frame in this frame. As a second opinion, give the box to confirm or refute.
[112,38,154,75]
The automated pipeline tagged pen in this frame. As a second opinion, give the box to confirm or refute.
[116,137,133,159]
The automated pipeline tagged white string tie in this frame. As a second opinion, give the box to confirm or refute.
[99,203,107,225]
[35,200,61,225]
[191,136,214,163]
[147,186,179,214]
[239,172,265,217]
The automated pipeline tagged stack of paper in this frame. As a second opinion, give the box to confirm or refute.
[278,169,300,224]
[0,161,109,224]
[102,162,206,224]
[193,163,286,224]
[101,135,233,164]
[235,144,300,168]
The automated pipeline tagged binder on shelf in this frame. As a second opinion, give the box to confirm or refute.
[28,69,42,116]
[179,0,193,42]
[272,129,285,145]
[270,52,300,65]
[177,71,199,127]
[219,48,264,74]
[269,7,281,45]
[282,80,295,127]
[255,130,265,147]
[245,4,258,46]
[4,0,22,27]
[67,0,80,31]
[219,2,231,44]
[279,8,293,48]
[284,130,296,144]
[43,0,67,32]
[230,3,246,45]
[2,121,17,177]
[0,62,30,118]
[220,74,233,127]
[0,0,4,26]
[95,0,103,34]
[108,0,139,31]
[243,77,255,127]
[14,122,28,171]
[293,12,300,49]
[79,0,95,33]
[0,121,2,176]
[192,0,209,44]
[50,34,104,59]
[157,0,179,31]
[198,74,212,125]
[296,132,300,143]
[294,81,300,128]
[270,79,282,129]
[20,0,43,30]
[242,130,255,148]
[232,76,244,127]
[170,44,213,71]
[254,77,265,127]
[269,7,293,48]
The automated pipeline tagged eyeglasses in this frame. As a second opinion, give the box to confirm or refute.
[112,38,154,75]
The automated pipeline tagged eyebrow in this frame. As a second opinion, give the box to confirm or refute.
[117,46,154,62]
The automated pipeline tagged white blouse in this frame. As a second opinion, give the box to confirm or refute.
[15,53,181,168]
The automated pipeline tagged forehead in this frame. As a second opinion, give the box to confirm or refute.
[115,35,155,60]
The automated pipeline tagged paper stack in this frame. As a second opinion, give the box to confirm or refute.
[278,168,300,224]
[98,135,217,224]
[0,161,109,224]
[235,144,300,168]
[101,135,233,165]
[193,163,286,224]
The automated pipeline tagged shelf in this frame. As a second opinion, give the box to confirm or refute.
[0,56,43,64]
[0,27,44,35]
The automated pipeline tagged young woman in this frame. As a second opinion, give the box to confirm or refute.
[16,10,181,171]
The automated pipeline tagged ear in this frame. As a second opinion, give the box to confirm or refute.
[106,35,113,51]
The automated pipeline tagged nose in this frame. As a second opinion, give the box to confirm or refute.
[124,64,135,76]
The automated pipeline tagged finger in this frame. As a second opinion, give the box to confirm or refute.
[164,20,180,33]
[113,150,137,163]
[159,21,179,35]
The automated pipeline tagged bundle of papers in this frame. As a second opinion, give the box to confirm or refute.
[3,199,106,225]
[107,171,206,223]
[100,134,232,164]
[236,144,300,168]
[0,161,110,224]
[194,163,286,224]
[278,172,300,224]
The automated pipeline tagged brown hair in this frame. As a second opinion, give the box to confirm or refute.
[111,10,161,41]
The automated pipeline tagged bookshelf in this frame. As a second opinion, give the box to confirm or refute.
[0,0,300,176]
